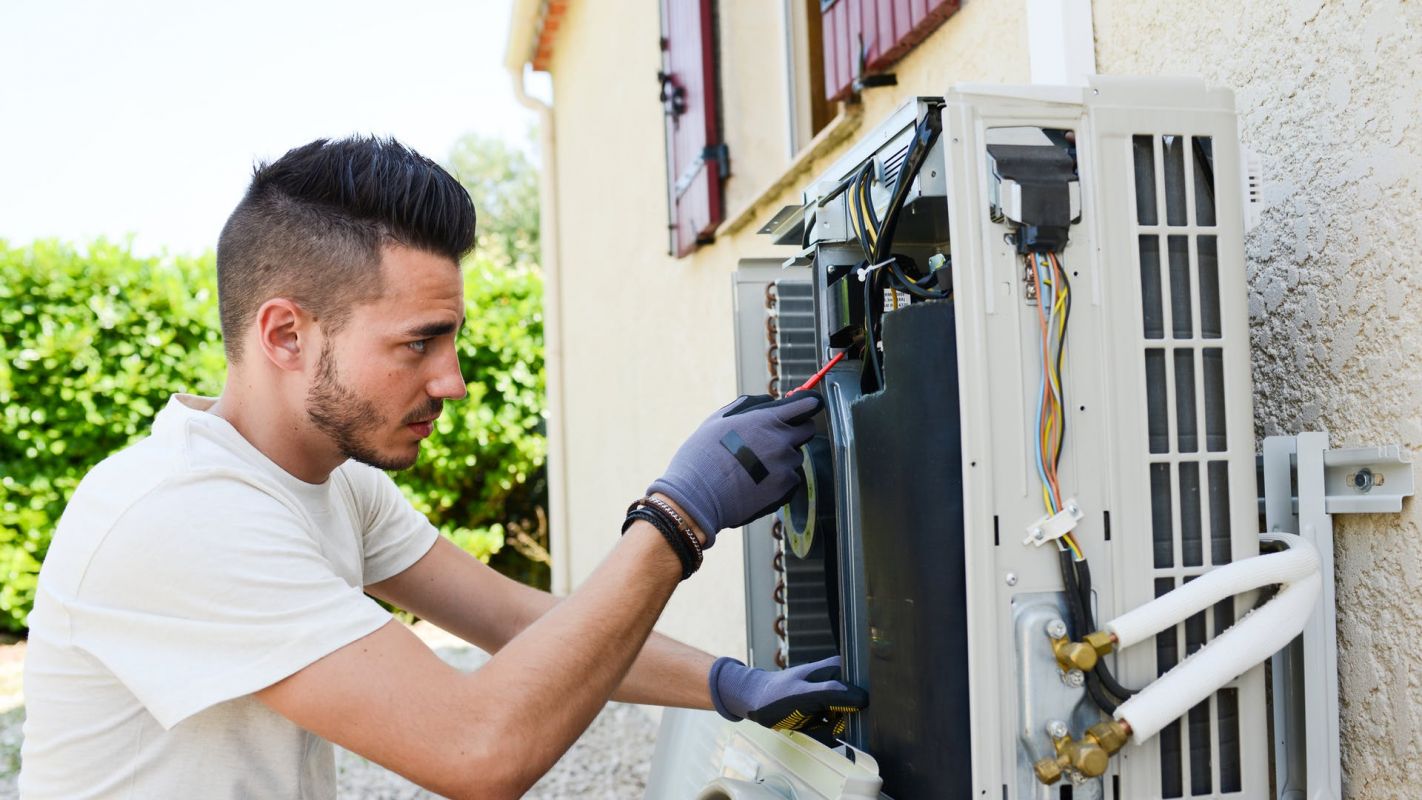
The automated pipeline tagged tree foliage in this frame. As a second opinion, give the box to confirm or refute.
[446,132,540,268]
[397,259,548,588]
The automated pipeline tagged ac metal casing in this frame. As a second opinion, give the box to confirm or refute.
[711,77,1266,800]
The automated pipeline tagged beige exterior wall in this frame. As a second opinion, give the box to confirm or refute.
[1094,2,1422,795]
[536,0,1421,788]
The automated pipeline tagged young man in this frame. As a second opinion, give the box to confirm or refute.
[19,137,866,799]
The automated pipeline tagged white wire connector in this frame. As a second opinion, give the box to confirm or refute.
[856,258,896,282]
[1023,499,1084,547]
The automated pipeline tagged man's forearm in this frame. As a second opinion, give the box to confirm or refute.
[612,630,715,708]
[464,579,714,708]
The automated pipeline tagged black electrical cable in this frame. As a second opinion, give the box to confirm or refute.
[862,163,881,234]
[856,108,945,392]
[1086,670,1120,715]
[861,263,883,393]
[871,110,943,265]
[1058,549,1090,646]
[888,257,950,301]
[1074,557,1139,699]
[1061,548,1125,714]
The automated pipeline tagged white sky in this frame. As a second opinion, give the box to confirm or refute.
[0,0,544,256]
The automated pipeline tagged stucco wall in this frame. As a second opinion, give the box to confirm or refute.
[544,0,1026,660]
[1094,1,1422,796]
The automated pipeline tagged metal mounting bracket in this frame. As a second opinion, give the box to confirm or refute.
[1258,431,1414,800]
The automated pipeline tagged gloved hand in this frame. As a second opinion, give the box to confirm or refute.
[709,655,868,737]
[648,393,822,546]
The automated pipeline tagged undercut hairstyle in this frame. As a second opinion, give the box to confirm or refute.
[216,136,477,361]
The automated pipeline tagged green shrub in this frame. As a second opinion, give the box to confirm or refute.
[0,239,547,633]
[398,259,549,588]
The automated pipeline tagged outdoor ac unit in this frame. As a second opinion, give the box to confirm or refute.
[649,77,1332,800]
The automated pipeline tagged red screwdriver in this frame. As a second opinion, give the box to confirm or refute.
[786,351,847,396]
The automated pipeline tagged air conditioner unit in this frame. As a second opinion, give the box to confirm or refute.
[648,77,1395,800]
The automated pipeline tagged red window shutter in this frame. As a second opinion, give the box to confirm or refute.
[659,0,728,258]
[821,0,959,102]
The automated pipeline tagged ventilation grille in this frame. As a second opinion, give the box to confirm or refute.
[882,143,910,191]
[1132,133,1244,798]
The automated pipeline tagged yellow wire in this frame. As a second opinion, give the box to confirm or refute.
[859,175,878,247]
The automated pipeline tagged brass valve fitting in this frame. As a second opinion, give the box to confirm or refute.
[1032,720,1131,786]
[1085,719,1129,755]
[1050,629,1117,673]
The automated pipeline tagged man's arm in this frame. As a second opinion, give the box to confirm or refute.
[256,521,679,800]
[257,392,854,798]
[365,529,715,709]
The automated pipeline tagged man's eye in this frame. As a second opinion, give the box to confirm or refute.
[408,339,429,354]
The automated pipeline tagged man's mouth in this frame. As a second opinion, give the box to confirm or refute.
[406,413,440,439]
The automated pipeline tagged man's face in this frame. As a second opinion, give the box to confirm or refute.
[305,245,467,471]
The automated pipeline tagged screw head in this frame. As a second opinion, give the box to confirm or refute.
[1351,468,1375,493]
[1064,669,1086,688]
[1032,527,1045,541]
[1066,503,1080,516]
[1005,572,1018,586]
[1046,619,1068,639]
[1046,719,1069,739]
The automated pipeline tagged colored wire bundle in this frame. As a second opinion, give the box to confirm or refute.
[1028,250,1139,710]
[1030,251,1081,559]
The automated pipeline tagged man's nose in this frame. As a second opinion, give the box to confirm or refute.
[428,347,468,400]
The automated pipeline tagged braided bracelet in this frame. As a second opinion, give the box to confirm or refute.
[622,502,700,579]
[642,495,705,558]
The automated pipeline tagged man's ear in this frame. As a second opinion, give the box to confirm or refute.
[254,298,313,372]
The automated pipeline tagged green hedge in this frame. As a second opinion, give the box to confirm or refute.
[0,239,546,633]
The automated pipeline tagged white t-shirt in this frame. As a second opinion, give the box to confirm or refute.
[19,394,439,799]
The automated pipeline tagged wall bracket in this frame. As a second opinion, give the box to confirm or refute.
[1258,431,1414,800]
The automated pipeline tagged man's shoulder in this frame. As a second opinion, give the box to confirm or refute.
[43,432,281,595]
[68,414,288,519]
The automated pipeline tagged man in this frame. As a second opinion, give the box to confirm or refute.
[19,137,866,799]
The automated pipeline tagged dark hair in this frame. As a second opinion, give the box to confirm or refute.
[216,136,476,361]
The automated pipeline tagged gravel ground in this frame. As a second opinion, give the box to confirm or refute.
[336,623,660,799]
[0,624,659,799]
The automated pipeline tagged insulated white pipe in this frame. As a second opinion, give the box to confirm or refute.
[1113,534,1322,744]
[1105,534,1320,649]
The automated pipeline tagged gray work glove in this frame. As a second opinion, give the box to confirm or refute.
[709,655,868,737]
[648,393,822,547]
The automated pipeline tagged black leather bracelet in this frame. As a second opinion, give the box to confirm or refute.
[623,505,698,579]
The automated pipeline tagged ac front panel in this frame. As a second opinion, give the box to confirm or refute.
[945,79,1266,799]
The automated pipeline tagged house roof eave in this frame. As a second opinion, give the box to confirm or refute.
[505,0,566,74]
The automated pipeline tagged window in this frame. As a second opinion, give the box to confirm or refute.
[659,0,728,257]
[784,0,833,155]
[820,0,960,101]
